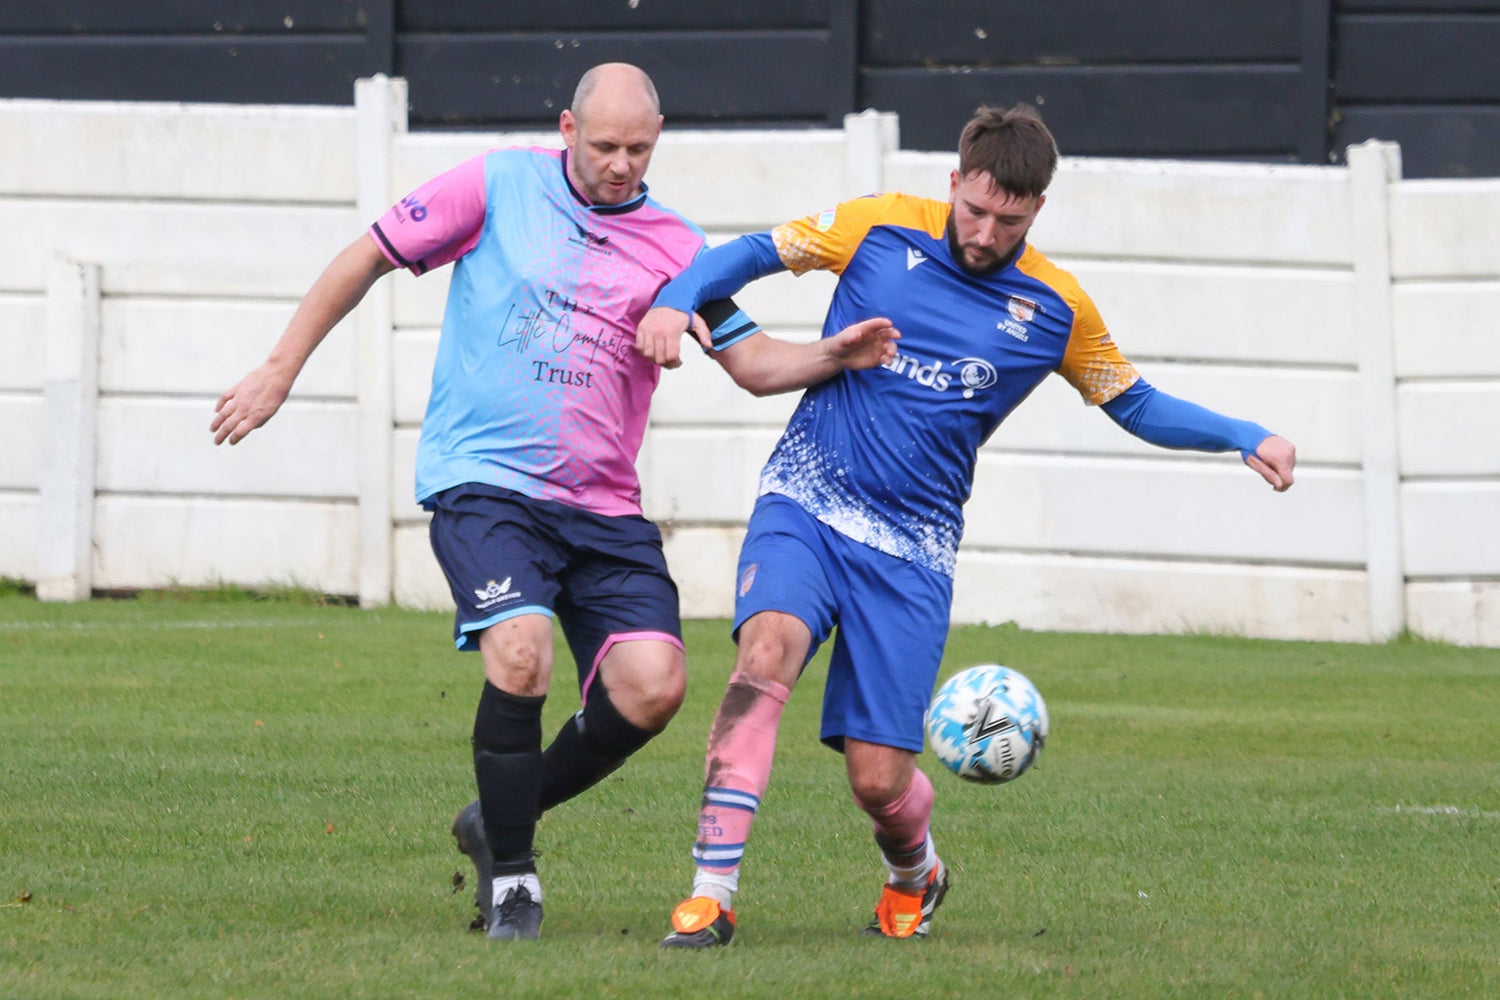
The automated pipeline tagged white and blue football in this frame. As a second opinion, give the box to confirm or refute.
[925,664,1049,784]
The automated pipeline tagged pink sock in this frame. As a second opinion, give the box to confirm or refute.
[690,671,790,903]
[857,767,936,887]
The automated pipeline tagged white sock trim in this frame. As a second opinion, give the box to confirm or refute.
[885,835,937,891]
[493,872,543,905]
[691,871,737,909]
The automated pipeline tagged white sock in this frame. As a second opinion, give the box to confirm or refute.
[691,871,738,909]
[493,872,543,906]
[885,835,937,891]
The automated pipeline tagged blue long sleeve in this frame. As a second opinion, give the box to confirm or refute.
[652,232,786,313]
[1100,378,1271,460]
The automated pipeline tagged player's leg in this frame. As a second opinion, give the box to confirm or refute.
[846,739,947,938]
[453,638,683,890]
[428,485,562,941]
[661,610,809,949]
[471,616,554,940]
[537,637,685,812]
[817,537,952,939]
[452,504,686,933]
[537,509,688,808]
[663,495,836,949]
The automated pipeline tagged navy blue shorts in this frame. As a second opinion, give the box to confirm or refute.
[426,484,682,692]
[733,493,954,753]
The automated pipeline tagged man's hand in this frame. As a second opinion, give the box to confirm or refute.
[823,316,899,371]
[210,235,392,446]
[636,305,692,369]
[211,362,296,445]
[1245,434,1296,492]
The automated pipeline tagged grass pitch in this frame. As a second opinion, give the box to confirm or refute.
[1,590,1496,999]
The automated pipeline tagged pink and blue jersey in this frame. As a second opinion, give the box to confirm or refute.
[371,147,714,516]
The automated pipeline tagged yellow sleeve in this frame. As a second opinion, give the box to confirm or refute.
[770,193,943,275]
[1056,284,1140,405]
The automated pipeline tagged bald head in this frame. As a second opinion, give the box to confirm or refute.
[570,63,660,126]
[559,63,665,205]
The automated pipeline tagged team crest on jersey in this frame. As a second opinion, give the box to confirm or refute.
[815,209,836,232]
[568,221,613,255]
[1006,295,1037,322]
[738,563,758,597]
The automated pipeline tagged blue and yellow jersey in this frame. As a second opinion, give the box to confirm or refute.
[758,192,1140,576]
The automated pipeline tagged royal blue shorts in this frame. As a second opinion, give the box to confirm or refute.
[426,484,682,691]
[733,493,954,753]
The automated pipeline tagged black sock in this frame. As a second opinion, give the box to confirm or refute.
[538,683,658,812]
[472,681,545,875]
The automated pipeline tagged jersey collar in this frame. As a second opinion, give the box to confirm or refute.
[560,149,650,215]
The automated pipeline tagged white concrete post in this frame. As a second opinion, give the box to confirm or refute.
[353,75,407,608]
[37,256,101,602]
[1347,140,1405,641]
[843,109,900,197]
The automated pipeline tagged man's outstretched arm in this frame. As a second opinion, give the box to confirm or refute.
[212,234,394,445]
[708,316,900,397]
[636,233,785,369]
[1100,379,1296,491]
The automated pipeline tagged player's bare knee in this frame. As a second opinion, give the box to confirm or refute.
[600,648,685,730]
[846,743,916,809]
[480,631,549,695]
[634,663,686,728]
[849,770,907,811]
[734,634,802,685]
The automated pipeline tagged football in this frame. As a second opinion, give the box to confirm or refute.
[925,664,1049,784]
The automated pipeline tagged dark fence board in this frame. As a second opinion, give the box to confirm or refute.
[864,66,1314,160]
[397,1,832,31]
[0,1,376,33]
[1337,0,1500,11]
[0,37,382,104]
[1334,106,1500,176]
[1335,15,1500,101]
[399,32,841,127]
[862,0,1307,63]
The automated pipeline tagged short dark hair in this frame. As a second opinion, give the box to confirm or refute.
[957,103,1058,200]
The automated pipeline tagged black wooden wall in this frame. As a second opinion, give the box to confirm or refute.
[1,1,1495,178]
[1331,0,1500,178]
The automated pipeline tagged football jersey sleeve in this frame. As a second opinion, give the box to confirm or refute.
[1101,379,1272,458]
[368,153,489,276]
[770,194,894,275]
[1056,284,1140,405]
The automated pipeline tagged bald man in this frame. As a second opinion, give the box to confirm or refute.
[211,63,897,941]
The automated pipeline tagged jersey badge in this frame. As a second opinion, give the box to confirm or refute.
[906,247,929,270]
[1006,295,1038,322]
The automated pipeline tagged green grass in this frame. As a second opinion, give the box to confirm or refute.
[2,594,1496,999]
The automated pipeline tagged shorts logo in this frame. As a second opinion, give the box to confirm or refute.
[815,209,836,232]
[738,564,758,597]
[474,576,521,610]
[1007,295,1037,322]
